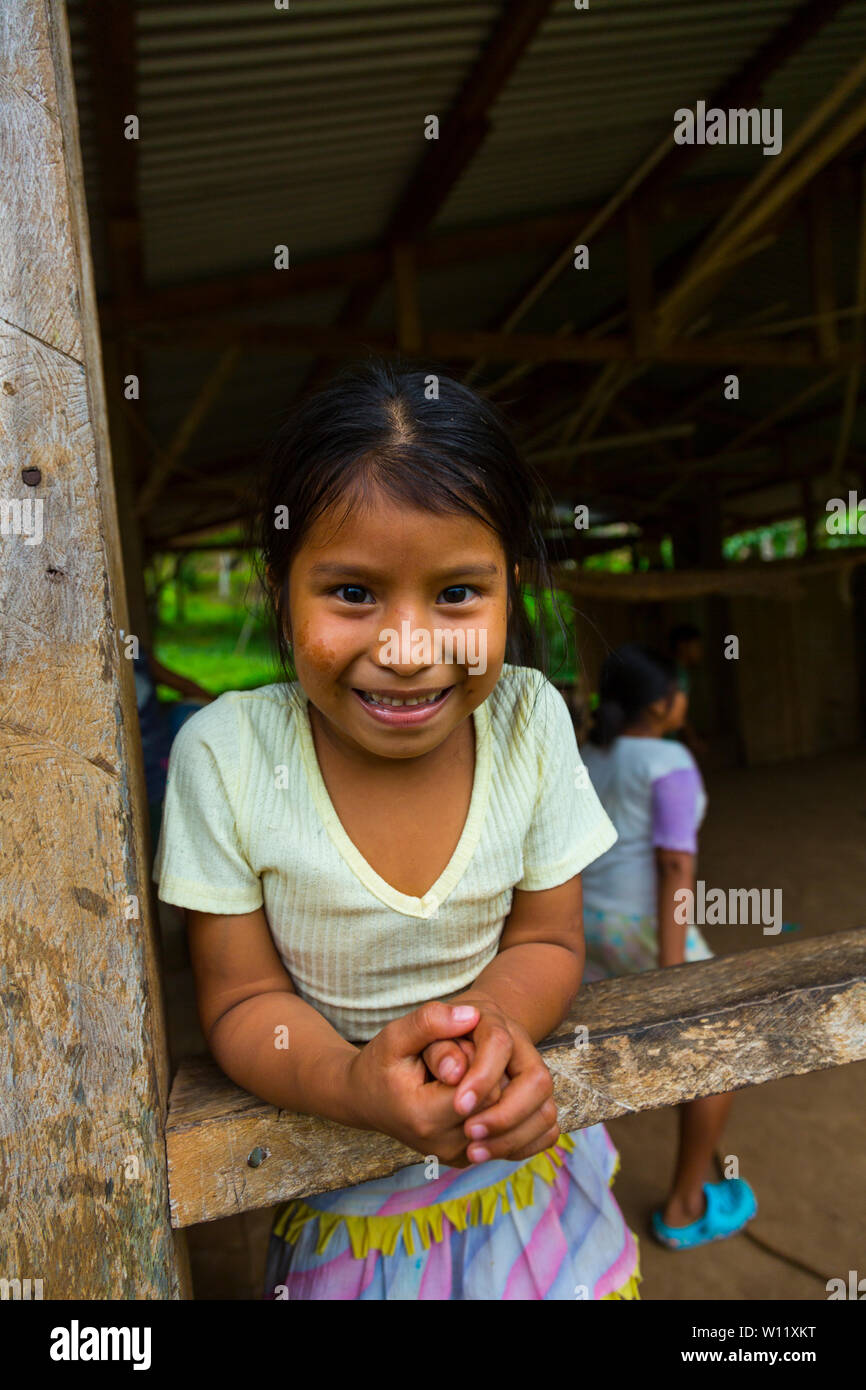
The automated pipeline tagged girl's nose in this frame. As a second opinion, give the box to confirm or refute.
[372,612,435,675]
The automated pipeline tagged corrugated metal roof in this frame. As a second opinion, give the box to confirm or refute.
[63,0,866,538]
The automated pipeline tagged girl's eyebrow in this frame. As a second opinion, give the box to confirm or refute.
[307,560,501,580]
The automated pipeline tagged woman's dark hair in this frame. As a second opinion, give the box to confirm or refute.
[251,357,565,682]
[588,642,680,748]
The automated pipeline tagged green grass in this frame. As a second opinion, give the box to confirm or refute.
[153,576,285,698]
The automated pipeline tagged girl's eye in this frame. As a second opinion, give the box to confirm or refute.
[438,585,477,604]
[334,584,374,604]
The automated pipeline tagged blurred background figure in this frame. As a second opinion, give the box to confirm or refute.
[579,642,755,1250]
[667,623,709,758]
[133,645,214,851]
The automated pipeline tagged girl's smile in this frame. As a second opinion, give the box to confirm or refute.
[286,490,509,763]
[353,684,454,725]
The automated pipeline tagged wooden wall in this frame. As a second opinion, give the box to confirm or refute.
[573,570,863,765]
[730,569,862,764]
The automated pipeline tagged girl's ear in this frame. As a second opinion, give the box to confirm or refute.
[508,562,520,618]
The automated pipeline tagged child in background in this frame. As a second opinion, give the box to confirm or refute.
[667,622,708,757]
[580,643,757,1250]
[153,360,640,1301]
[133,646,213,851]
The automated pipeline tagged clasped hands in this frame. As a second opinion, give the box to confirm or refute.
[346,997,561,1169]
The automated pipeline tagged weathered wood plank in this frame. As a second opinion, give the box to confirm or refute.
[166,931,866,1228]
[0,2,83,360]
[0,0,187,1297]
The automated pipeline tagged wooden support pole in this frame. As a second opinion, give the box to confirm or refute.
[808,178,840,361]
[82,0,152,648]
[830,166,866,486]
[802,473,816,554]
[625,200,654,357]
[391,242,422,356]
[0,0,188,1297]
[103,349,153,644]
[166,931,866,1228]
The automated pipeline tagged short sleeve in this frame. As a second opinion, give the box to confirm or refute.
[651,764,703,853]
[516,677,618,891]
[152,700,263,914]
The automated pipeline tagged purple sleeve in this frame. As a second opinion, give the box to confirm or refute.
[651,766,702,852]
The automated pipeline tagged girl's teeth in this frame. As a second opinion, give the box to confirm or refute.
[363,690,443,707]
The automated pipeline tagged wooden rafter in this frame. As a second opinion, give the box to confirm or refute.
[136,316,866,370]
[830,166,866,485]
[808,176,841,360]
[100,175,757,333]
[464,0,855,386]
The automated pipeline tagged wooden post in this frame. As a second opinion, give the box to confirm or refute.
[625,200,654,358]
[0,0,189,1296]
[82,0,153,648]
[392,242,423,356]
[808,178,840,362]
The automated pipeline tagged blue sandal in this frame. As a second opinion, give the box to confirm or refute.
[651,1178,757,1250]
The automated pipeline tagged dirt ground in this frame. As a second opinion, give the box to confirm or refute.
[168,747,866,1300]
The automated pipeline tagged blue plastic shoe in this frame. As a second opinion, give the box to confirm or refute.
[651,1178,757,1250]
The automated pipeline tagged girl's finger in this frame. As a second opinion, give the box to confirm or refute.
[453,1017,513,1116]
[466,1085,557,1141]
[455,1038,505,1108]
[423,1040,505,1110]
[422,1039,470,1084]
[471,1122,562,1166]
[462,1035,554,1135]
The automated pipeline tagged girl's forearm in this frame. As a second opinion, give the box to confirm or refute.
[449,942,583,1042]
[208,990,364,1127]
[657,869,690,967]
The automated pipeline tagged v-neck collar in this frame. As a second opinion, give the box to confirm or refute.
[294,687,492,920]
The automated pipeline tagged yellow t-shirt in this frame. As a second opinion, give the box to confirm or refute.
[153,664,617,1041]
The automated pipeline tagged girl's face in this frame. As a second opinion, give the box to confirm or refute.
[285,488,510,761]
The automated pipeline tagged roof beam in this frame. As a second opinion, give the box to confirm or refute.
[643,0,854,197]
[101,176,760,332]
[138,316,866,370]
[469,0,854,389]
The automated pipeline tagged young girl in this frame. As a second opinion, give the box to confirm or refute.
[580,643,757,1251]
[153,361,641,1301]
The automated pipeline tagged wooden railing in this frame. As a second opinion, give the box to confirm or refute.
[166,930,866,1228]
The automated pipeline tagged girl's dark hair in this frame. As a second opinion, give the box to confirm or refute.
[252,357,565,681]
[588,642,679,748]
